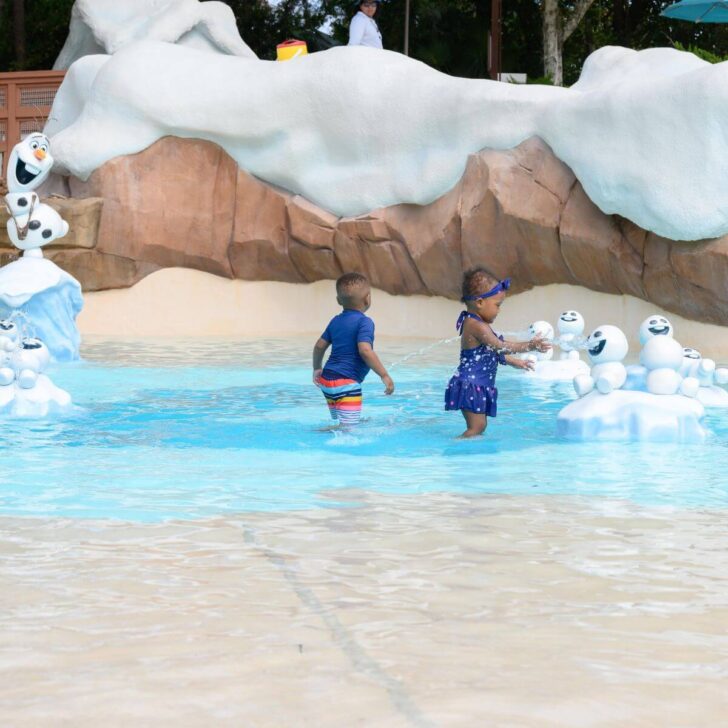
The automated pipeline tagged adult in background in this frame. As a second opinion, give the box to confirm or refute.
[348,1,383,49]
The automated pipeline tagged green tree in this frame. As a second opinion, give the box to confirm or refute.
[0,0,74,71]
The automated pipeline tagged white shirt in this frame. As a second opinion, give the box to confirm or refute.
[348,11,383,49]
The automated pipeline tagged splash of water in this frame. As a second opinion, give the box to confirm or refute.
[7,310,38,340]
[388,336,460,369]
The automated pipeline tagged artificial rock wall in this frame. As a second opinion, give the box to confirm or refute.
[10,135,728,326]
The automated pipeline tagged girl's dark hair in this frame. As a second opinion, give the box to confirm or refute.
[354,2,380,18]
[461,267,499,303]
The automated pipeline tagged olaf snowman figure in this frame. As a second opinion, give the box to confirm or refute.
[574,325,629,396]
[6,202,69,258]
[556,311,585,360]
[6,133,53,192]
[4,133,67,258]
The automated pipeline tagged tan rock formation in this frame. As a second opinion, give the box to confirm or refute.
[47,135,728,326]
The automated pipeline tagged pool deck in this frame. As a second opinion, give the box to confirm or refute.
[2,492,728,726]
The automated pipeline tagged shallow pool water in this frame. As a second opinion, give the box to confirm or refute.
[2,336,728,521]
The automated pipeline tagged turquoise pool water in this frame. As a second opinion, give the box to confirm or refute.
[2,336,728,521]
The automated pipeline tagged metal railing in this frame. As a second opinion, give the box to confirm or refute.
[0,70,66,177]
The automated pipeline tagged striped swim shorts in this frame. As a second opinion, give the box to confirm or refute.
[317,374,363,427]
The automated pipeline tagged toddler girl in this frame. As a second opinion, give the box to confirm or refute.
[445,268,551,438]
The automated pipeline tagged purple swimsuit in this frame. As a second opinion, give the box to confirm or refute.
[445,313,505,416]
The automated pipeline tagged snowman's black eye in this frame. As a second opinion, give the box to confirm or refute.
[650,319,657,325]
[28,220,41,230]
[593,331,602,338]
[42,229,52,239]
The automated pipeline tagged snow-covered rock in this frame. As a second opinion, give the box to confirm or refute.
[54,0,256,69]
[46,41,728,240]
[0,258,83,361]
[0,375,73,417]
[557,389,707,442]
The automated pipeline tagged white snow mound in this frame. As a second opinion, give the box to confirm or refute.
[47,39,728,240]
[0,376,73,418]
[557,389,707,442]
[54,0,256,69]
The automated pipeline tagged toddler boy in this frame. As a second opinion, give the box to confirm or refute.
[313,273,394,428]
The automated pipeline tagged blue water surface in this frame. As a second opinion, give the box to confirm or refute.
[1,336,727,521]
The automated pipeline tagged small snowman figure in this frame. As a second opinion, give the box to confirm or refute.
[679,348,702,378]
[680,347,728,388]
[639,314,673,345]
[524,321,554,364]
[11,337,50,389]
[556,310,585,361]
[640,336,698,397]
[574,325,629,396]
[0,319,19,385]
[0,319,19,352]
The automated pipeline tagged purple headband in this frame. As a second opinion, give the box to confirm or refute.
[462,278,511,302]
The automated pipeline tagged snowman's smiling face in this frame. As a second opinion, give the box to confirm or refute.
[683,348,701,361]
[558,311,584,335]
[638,315,673,345]
[586,325,628,364]
[7,134,53,193]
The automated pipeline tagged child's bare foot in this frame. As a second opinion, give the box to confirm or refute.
[457,429,485,439]
[316,423,341,432]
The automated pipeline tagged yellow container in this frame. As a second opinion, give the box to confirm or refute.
[276,39,308,61]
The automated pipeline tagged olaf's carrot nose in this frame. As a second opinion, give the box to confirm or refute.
[34,149,46,161]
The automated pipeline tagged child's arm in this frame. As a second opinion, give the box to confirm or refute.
[471,321,550,354]
[504,354,535,370]
[312,337,330,385]
[357,342,395,395]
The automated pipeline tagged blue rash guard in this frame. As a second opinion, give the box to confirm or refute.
[321,309,376,383]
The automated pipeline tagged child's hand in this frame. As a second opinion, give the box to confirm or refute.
[514,358,535,371]
[381,374,395,395]
[529,334,552,353]
[313,368,323,386]
[509,357,535,371]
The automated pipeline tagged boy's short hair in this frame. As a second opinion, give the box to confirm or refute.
[461,267,499,302]
[336,272,369,297]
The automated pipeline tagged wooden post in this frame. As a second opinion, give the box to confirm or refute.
[489,0,502,80]
[404,0,411,56]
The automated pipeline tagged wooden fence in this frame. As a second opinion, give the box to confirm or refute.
[0,70,66,177]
